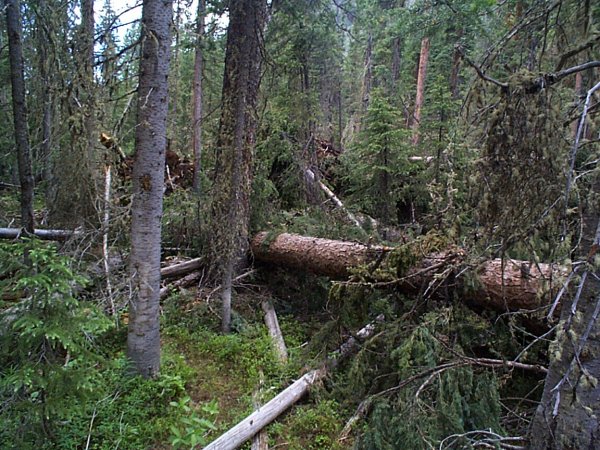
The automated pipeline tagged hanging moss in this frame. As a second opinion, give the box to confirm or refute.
[467,74,569,258]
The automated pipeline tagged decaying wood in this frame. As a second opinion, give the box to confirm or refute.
[251,232,567,312]
[0,227,78,241]
[204,316,383,450]
[160,257,203,279]
[262,300,288,364]
[205,369,325,450]
[159,271,202,300]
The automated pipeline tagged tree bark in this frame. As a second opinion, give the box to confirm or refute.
[192,0,205,193]
[360,33,373,117]
[159,271,202,300]
[127,0,173,379]
[251,232,565,312]
[5,0,35,233]
[211,0,266,333]
[411,37,430,146]
[81,0,97,172]
[160,257,203,279]
[528,219,600,450]
[251,232,394,279]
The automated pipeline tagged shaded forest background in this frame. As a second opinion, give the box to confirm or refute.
[1,0,600,448]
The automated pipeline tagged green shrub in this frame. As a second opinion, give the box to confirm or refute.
[0,239,112,446]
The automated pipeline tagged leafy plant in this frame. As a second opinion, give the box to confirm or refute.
[169,396,218,449]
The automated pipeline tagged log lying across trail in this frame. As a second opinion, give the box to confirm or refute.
[251,232,567,312]
[204,316,383,450]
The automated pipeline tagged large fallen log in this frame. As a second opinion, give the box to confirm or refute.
[204,316,383,450]
[250,232,566,312]
[251,232,393,279]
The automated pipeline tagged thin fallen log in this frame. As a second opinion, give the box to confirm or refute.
[159,271,202,299]
[262,300,288,364]
[160,257,203,279]
[305,169,362,228]
[250,232,567,312]
[0,227,78,241]
[203,316,383,450]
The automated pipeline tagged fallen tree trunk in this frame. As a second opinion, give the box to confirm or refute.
[159,271,202,299]
[262,300,288,364]
[204,316,383,450]
[0,227,78,241]
[160,257,202,279]
[251,232,566,312]
[251,232,393,279]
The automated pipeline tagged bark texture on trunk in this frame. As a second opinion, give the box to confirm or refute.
[5,0,35,233]
[192,0,205,193]
[527,76,600,449]
[127,0,173,378]
[211,0,266,332]
[411,37,430,146]
[251,232,565,312]
[262,300,288,364]
[251,232,393,279]
[0,227,76,241]
[528,226,600,450]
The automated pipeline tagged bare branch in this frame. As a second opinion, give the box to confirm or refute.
[456,45,508,90]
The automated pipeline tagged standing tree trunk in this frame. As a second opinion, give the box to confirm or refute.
[411,37,430,146]
[5,0,35,233]
[48,0,98,227]
[37,0,54,192]
[361,33,373,116]
[127,0,173,378]
[212,0,266,333]
[81,0,96,171]
[528,82,600,448]
[450,30,463,99]
[192,0,205,193]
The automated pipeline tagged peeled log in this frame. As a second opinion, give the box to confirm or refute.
[251,232,566,312]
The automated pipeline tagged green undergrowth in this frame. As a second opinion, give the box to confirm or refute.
[1,235,546,449]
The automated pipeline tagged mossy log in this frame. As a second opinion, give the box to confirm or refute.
[251,232,566,312]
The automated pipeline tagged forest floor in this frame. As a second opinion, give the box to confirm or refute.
[157,279,353,449]
[0,190,354,449]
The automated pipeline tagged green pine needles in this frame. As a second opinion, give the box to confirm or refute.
[0,239,112,444]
